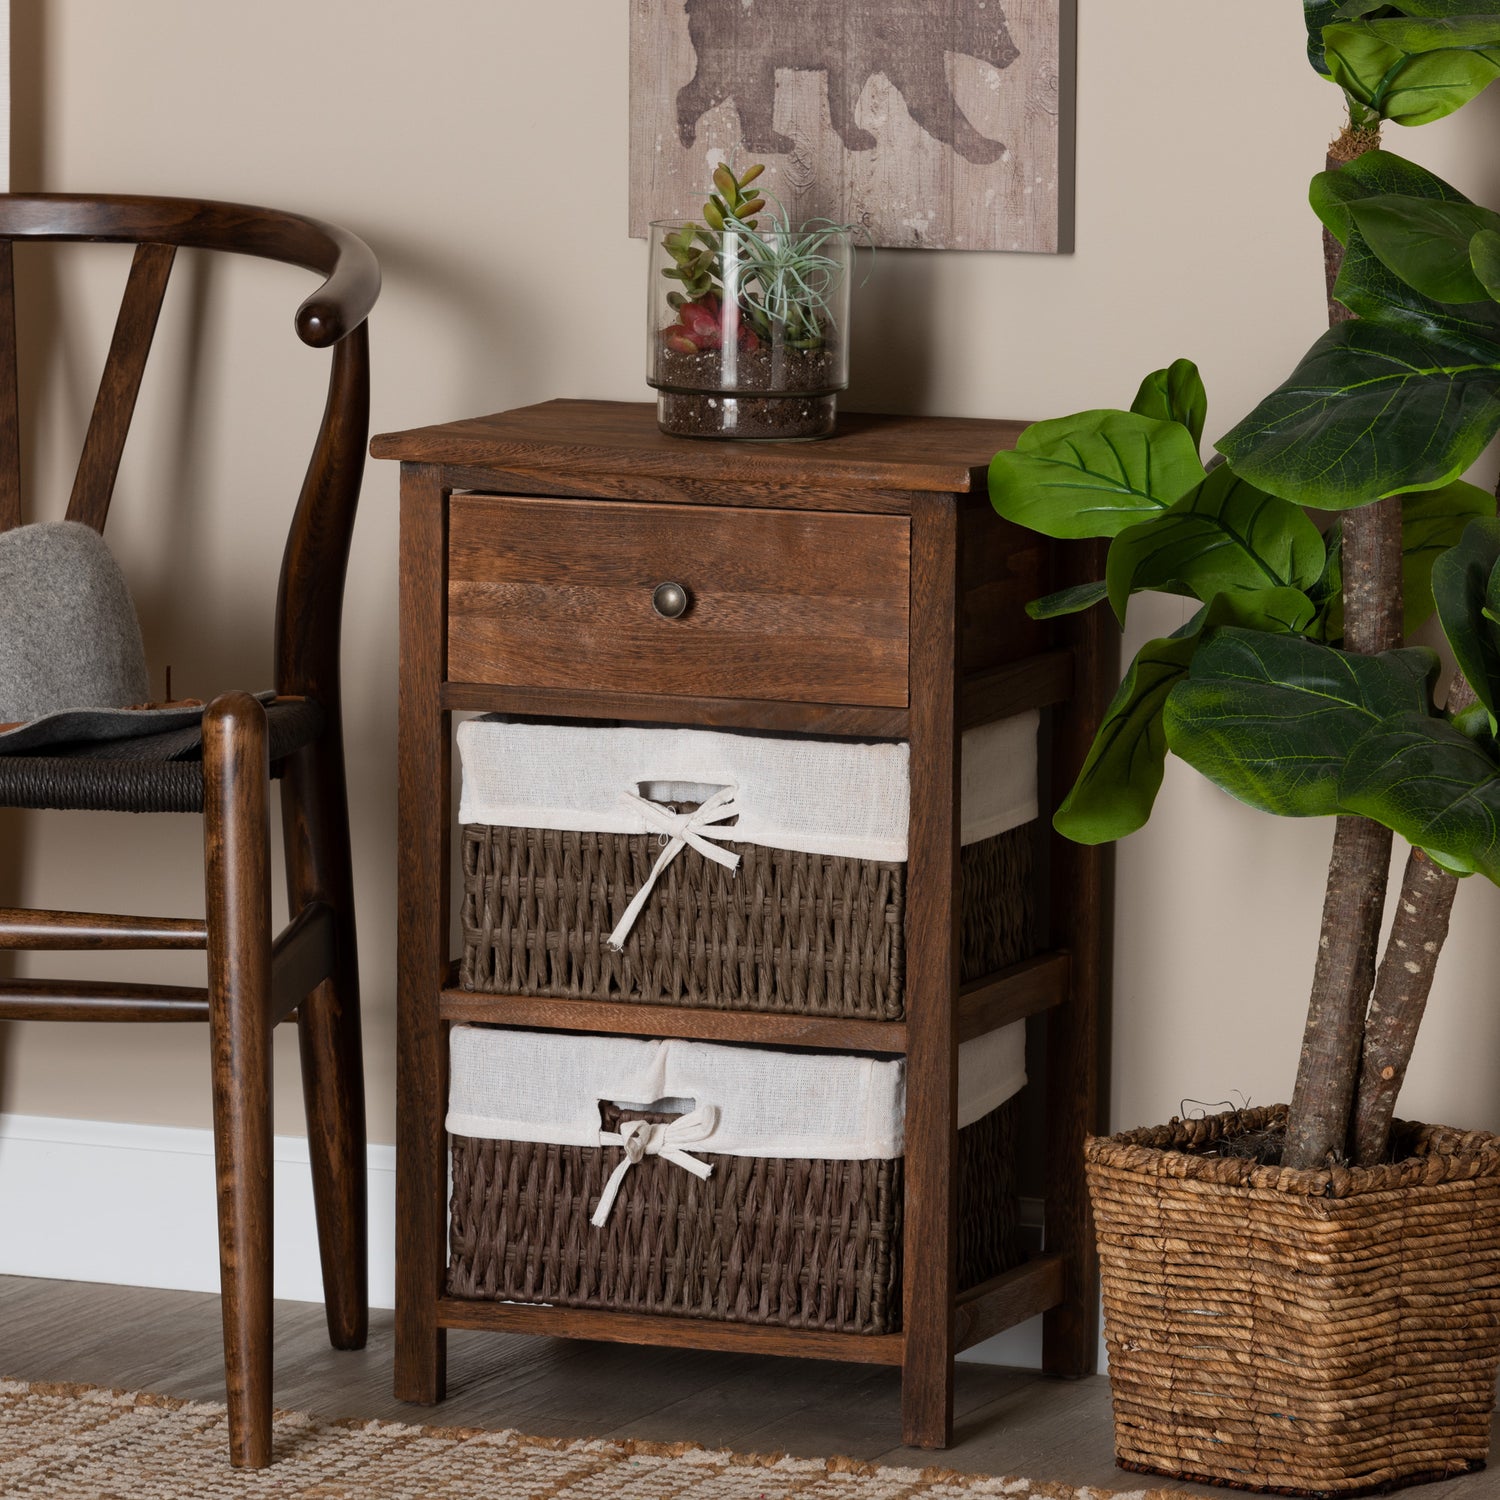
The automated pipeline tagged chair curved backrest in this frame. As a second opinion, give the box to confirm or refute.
[0,193,381,705]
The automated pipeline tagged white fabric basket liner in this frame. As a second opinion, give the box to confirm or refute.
[446,1022,1025,1162]
[456,712,1039,863]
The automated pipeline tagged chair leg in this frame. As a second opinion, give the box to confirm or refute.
[281,734,368,1350]
[203,691,275,1469]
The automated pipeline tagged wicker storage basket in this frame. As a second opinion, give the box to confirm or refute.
[457,714,1041,1020]
[446,1025,1027,1333]
[1086,1105,1500,1497]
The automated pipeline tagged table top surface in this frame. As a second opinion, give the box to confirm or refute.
[370,399,1029,494]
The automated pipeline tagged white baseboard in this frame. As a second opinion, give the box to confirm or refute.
[0,1113,397,1307]
[0,1113,1098,1372]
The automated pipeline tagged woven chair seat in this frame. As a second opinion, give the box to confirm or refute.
[0,698,325,814]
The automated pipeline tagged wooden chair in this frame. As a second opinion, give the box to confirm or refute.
[0,195,379,1468]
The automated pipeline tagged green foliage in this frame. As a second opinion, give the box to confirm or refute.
[1472,228,1500,299]
[658,160,851,354]
[1347,195,1500,303]
[1217,317,1500,510]
[1340,713,1500,878]
[1306,0,1346,73]
[1226,156,1500,514]
[1299,482,1486,641]
[1163,629,1440,817]
[987,408,1205,540]
[1432,516,1500,725]
[1309,148,1468,247]
[1130,359,1208,449]
[986,328,1497,861]
[1321,514,1500,880]
[982,18,1500,907]
[1323,6,1500,125]
[1159,517,1500,886]
[702,161,766,233]
[1055,590,1317,845]
[1400,481,1496,631]
[1025,580,1108,620]
[659,222,719,303]
[1104,467,1325,625]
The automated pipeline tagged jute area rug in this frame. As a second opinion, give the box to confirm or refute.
[0,1377,1168,1499]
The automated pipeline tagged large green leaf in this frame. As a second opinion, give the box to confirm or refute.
[1333,219,1500,351]
[1216,318,1500,510]
[1162,629,1440,817]
[1025,580,1108,620]
[1347,194,1500,304]
[1402,480,1495,632]
[1055,590,1317,845]
[1473,227,1500,300]
[1325,17,1500,124]
[1310,149,1467,248]
[1432,516,1500,723]
[1332,0,1463,15]
[1340,1,1500,13]
[1307,152,1500,348]
[1104,467,1325,624]
[1340,710,1500,879]
[1055,631,1198,845]
[1130,359,1207,450]
[988,410,1205,540]
[1308,518,1345,643]
[1307,0,1343,72]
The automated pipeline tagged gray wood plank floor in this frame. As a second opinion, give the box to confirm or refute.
[2,1274,1496,1497]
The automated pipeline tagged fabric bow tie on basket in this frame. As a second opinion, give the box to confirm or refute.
[590,1104,720,1227]
[606,786,742,951]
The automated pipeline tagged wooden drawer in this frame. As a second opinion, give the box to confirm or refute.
[446,495,910,707]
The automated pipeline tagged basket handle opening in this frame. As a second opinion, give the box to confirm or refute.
[635,778,733,808]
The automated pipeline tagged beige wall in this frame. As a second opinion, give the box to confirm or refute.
[4,1,1500,1146]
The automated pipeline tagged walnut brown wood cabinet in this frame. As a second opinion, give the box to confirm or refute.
[373,400,1112,1449]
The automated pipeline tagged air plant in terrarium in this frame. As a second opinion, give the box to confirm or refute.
[648,161,854,441]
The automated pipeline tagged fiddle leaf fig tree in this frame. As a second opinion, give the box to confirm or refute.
[991,7,1500,1173]
[989,10,1500,1171]
[1212,141,1500,1170]
[1204,139,1500,1170]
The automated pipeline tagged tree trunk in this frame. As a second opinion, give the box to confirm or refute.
[1284,813,1396,1167]
[1349,849,1459,1165]
[1282,120,1396,1172]
[1348,663,1484,1165]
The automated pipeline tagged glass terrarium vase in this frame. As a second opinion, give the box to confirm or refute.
[647,218,851,441]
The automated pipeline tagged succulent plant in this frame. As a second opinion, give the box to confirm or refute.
[658,160,848,358]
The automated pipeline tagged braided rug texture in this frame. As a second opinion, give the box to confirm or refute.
[0,1379,1171,1500]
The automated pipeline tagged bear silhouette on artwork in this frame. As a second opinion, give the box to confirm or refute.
[675,0,1020,165]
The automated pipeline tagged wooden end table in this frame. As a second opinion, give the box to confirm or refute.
[371,399,1113,1448]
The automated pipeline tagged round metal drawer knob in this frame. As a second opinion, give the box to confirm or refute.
[651,581,690,619]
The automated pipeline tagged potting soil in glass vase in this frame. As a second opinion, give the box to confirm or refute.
[647,162,852,441]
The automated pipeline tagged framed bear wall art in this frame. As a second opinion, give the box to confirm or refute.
[628,0,1076,254]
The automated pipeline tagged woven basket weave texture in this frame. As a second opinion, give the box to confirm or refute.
[460,819,1037,1020]
[1086,1105,1500,1497]
[448,1095,1019,1333]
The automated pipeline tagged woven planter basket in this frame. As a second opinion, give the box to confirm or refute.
[449,1094,1020,1333]
[460,818,1038,1020]
[1086,1105,1500,1497]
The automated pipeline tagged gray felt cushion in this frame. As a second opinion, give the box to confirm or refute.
[0,521,151,724]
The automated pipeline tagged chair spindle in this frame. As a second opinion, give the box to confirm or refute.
[66,241,176,533]
[0,241,20,532]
